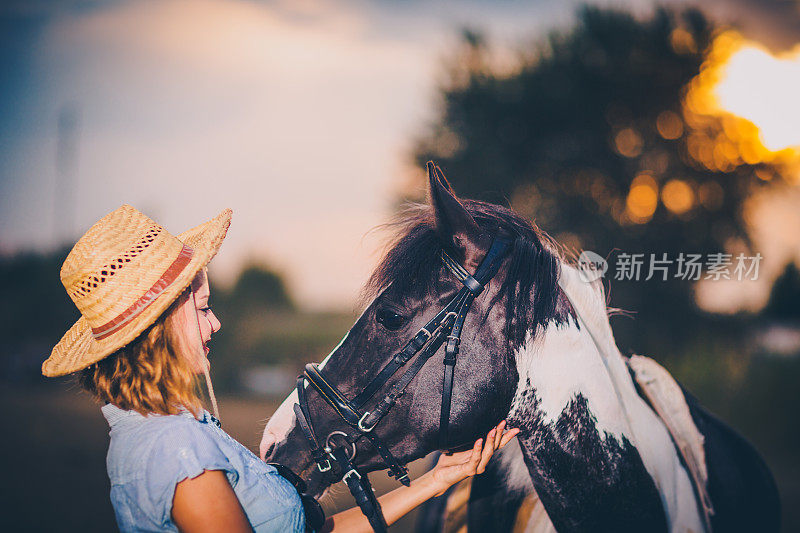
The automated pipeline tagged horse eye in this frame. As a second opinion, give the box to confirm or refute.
[375,308,405,331]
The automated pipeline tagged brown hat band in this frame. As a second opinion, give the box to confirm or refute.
[91,245,195,340]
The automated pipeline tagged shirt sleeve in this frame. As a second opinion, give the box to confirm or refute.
[254,506,306,533]
[142,419,239,528]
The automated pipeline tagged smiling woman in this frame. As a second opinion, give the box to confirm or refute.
[40,204,517,533]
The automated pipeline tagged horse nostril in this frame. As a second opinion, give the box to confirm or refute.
[264,442,276,460]
[260,433,277,461]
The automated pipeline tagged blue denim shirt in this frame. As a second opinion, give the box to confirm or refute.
[101,404,304,532]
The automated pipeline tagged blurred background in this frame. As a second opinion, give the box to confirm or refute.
[2,0,799,531]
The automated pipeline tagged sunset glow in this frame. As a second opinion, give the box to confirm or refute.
[715,44,800,152]
[684,31,800,176]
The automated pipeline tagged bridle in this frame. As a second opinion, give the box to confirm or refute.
[293,235,510,532]
[294,235,510,532]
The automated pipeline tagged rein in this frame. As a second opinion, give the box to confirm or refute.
[292,235,510,532]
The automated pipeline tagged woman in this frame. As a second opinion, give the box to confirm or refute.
[42,205,519,532]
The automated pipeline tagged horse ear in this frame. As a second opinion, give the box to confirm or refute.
[427,162,488,269]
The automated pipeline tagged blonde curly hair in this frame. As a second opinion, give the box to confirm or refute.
[78,288,203,417]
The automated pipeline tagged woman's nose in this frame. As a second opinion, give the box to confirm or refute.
[209,310,221,333]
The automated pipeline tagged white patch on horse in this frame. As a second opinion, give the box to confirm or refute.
[261,334,347,458]
[505,263,705,532]
[261,388,299,458]
[559,264,705,532]
[510,319,631,439]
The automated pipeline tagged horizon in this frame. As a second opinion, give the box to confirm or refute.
[2,0,799,311]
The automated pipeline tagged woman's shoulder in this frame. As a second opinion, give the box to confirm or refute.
[105,405,208,446]
[104,405,235,485]
[103,406,244,530]
[102,405,303,532]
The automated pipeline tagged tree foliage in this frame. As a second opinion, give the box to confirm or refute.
[414,6,780,353]
[0,247,78,348]
[764,262,800,321]
[224,265,294,311]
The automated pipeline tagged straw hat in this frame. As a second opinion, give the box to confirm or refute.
[42,205,232,377]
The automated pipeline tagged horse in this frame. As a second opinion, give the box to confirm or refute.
[260,164,780,532]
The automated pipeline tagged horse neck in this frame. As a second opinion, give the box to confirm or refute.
[502,267,671,531]
[507,314,637,452]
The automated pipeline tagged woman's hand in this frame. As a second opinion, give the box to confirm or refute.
[325,421,519,532]
[429,420,519,496]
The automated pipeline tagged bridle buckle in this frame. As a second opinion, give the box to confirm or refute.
[317,459,332,472]
[358,411,376,432]
[342,468,362,483]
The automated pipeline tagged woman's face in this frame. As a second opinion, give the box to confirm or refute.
[176,269,221,373]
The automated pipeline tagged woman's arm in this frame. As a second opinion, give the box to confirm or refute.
[322,421,519,533]
[172,470,253,532]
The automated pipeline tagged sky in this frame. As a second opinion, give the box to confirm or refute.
[2,0,799,310]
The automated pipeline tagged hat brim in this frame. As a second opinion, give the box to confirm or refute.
[42,208,232,377]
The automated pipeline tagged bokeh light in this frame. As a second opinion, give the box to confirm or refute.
[662,179,695,215]
[656,110,684,140]
[614,127,644,158]
[683,30,800,178]
[626,173,658,223]
[698,180,724,210]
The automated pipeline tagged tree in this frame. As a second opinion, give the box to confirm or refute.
[0,248,80,380]
[763,262,800,321]
[413,6,782,354]
[225,265,294,311]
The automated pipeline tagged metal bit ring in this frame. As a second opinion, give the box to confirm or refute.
[325,431,357,461]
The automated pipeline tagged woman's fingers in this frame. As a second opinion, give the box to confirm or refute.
[463,438,481,464]
[466,438,483,472]
[477,422,520,473]
[436,424,520,483]
[476,428,497,474]
[498,427,520,449]
[493,421,506,449]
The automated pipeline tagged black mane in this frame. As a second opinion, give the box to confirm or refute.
[365,200,565,350]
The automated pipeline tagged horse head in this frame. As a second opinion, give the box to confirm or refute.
[260,163,568,497]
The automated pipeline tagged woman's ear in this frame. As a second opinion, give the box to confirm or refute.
[427,162,489,271]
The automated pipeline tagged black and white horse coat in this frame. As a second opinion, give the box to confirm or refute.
[418,265,779,533]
